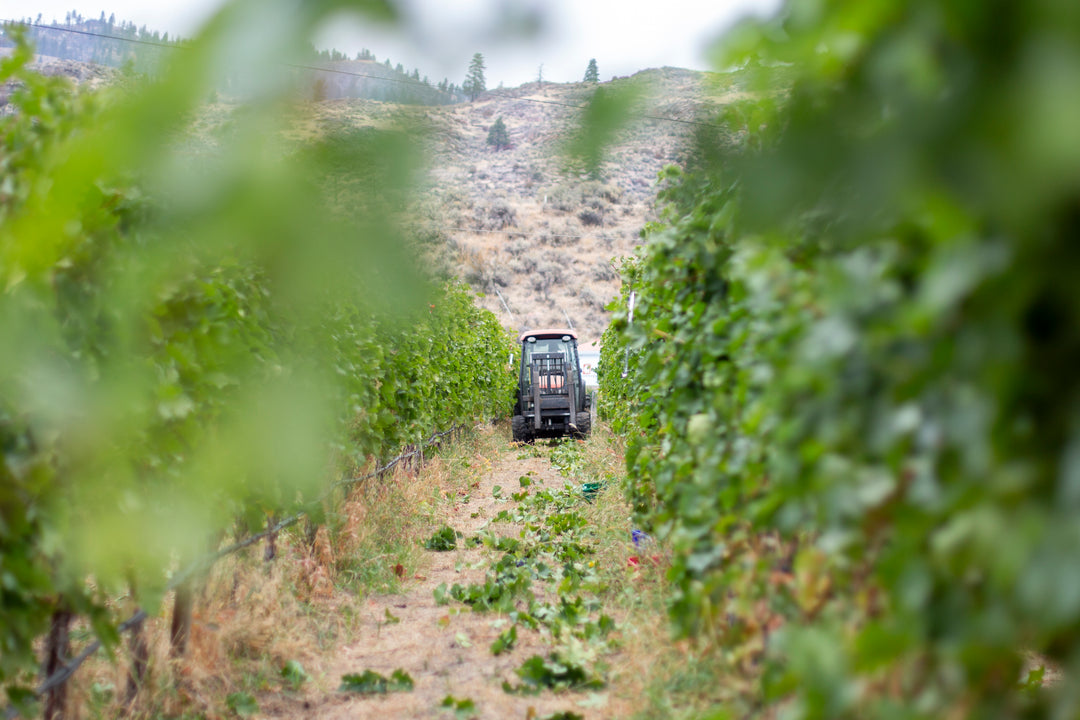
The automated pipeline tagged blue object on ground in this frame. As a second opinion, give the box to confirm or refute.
[632,529,651,548]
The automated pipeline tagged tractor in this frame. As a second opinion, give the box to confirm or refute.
[511,328,591,442]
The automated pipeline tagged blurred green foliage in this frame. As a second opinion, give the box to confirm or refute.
[601,0,1080,717]
[0,1,514,704]
[564,81,644,180]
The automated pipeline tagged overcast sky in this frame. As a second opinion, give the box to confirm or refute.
[5,0,781,87]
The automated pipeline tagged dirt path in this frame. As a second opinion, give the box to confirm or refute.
[263,438,633,720]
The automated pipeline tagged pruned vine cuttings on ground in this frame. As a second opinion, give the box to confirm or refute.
[434,442,619,702]
[306,423,696,720]
[600,1,1080,718]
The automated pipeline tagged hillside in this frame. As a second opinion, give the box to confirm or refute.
[6,48,743,340]
[309,67,746,341]
[302,59,458,104]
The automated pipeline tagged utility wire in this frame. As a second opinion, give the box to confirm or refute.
[4,21,448,91]
[2,19,191,50]
[4,19,726,130]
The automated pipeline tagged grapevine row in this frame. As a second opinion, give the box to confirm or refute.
[0,29,515,714]
[600,2,1080,718]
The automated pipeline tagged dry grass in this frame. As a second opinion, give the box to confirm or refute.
[566,424,741,720]
[67,548,338,720]
[59,427,499,719]
[367,70,715,340]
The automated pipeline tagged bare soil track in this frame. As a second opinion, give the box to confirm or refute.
[262,439,631,720]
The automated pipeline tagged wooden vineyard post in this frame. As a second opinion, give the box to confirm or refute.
[41,606,73,720]
[304,515,319,551]
[170,584,192,658]
[124,610,149,707]
[264,513,277,562]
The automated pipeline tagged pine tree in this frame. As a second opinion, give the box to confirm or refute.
[486,116,509,151]
[584,58,599,83]
[463,53,486,101]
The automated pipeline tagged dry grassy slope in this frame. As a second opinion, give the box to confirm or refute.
[18,55,742,341]
[315,66,743,341]
[416,67,742,341]
[0,51,116,113]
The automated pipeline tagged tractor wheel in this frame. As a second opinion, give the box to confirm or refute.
[512,415,532,443]
[573,410,592,439]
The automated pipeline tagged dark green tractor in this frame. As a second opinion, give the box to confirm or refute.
[511,328,591,442]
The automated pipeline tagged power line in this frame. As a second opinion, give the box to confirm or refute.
[282,60,454,91]
[4,20,464,94]
[3,19,190,51]
[3,19,725,130]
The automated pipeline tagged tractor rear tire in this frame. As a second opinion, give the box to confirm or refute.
[573,410,592,439]
[512,415,531,443]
